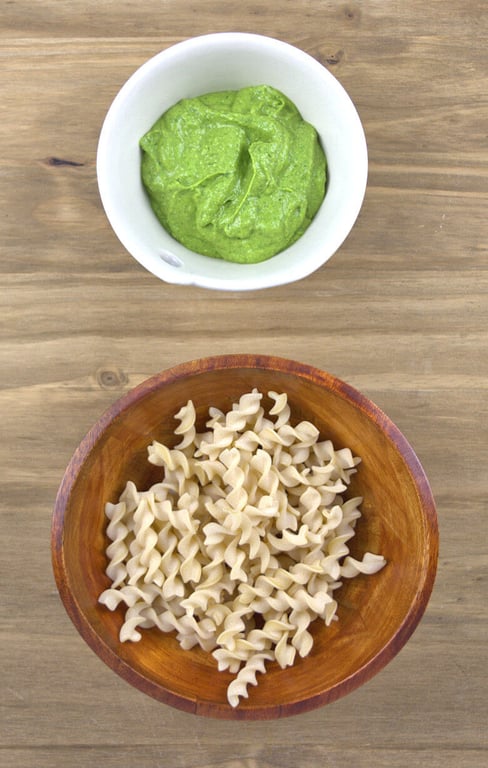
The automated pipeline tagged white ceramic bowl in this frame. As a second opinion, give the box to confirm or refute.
[97,33,368,291]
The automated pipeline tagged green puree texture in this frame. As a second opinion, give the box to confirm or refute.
[140,85,327,264]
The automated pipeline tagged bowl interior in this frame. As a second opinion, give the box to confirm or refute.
[96,34,368,290]
[52,356,438,719]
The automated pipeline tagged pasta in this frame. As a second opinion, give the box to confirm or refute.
[99,390,386,707]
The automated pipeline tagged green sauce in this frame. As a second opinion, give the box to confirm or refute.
[140,85,327,264]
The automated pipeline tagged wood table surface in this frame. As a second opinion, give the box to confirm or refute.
[1,2,486,766]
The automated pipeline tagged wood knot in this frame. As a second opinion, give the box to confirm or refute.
[325,49,344,66]
[344,5,361,23]
[96,367,128,390]
[43,156,85,168]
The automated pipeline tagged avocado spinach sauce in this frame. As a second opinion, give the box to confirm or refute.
[140,85,327,264]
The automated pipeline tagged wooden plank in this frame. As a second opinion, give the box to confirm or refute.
[1,0,487,764]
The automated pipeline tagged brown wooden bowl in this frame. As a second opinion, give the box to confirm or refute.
[51,355,438,719]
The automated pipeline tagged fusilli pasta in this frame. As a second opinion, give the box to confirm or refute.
[99,390,386,707]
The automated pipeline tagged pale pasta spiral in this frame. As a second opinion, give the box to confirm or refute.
[99,389,386,707]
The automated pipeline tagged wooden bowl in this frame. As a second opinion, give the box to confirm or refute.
[51,355,438,719]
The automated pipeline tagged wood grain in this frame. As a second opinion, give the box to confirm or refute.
[1,0,487,763]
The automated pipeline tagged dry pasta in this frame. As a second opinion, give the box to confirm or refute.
[99,389,386,707]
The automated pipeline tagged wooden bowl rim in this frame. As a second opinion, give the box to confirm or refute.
[51,354,439,719]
